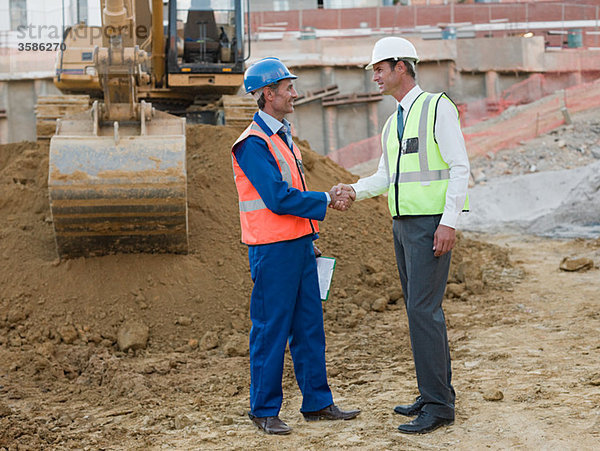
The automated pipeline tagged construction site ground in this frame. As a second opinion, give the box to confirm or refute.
[1,110,599,449]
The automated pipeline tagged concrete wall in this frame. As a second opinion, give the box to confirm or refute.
[498,73,529,94]
[0,49,56,74]
[452,72,486,103]
[287,55,509,154]
[0,77,59,144]
[0,80,36,143]
[287,67,325,153]
[457,37,546,72]
[289,64,396,154]
[543,48,600,73]
[416,61,454,96]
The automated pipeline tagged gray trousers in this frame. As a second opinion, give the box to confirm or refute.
[393,215,455,420]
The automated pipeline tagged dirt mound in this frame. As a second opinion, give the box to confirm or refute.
[0,125,515,351]
[0,126,517,447]
[0,125,513,348]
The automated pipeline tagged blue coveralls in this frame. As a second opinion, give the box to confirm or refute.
[233,112,334,417]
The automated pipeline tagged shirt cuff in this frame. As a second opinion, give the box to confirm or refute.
[349,183,364,200]
[440,211,459,229]
[324,192,331,203]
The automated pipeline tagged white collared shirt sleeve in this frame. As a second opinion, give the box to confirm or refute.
[350,152,390,200]
[435,96,470,229]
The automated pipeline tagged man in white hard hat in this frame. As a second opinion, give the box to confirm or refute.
[332,36,470,434]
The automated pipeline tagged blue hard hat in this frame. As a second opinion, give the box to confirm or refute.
[244,57,297,94]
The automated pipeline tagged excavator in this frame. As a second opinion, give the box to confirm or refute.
[46,0,251,258]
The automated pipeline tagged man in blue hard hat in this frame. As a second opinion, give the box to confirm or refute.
[231,57,360,435]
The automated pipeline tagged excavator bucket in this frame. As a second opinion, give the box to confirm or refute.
[48,102,188,258]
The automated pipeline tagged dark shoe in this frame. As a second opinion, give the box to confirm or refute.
[397,411,454,434]
[302,403,361,421]
[248,412,292,435]
[393,396,425,416]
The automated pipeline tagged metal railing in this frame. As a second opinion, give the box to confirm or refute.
[249,2,600,47]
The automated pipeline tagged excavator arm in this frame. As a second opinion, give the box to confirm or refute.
[48,0,188,258]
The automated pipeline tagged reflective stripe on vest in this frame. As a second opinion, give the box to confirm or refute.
[232,120,319,245]
[239,198,266,212]
[381,92,469,217]
[234,122,292,213]
[382,94,450,187]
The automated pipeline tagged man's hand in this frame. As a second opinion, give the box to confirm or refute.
[328,183,356,211]
[334,183,356,200]
[328,185,353,211]
[313,244,322,257]
[433,224,456,257]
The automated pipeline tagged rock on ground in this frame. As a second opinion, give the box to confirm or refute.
[117,320,149,351]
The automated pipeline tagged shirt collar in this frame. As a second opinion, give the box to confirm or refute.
[257,109,289,135]
[398,84,423,113]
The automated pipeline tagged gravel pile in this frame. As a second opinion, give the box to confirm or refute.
[462,107,600,238]
[469,108,600,184]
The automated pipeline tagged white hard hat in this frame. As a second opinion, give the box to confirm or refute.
[365,37,419,70]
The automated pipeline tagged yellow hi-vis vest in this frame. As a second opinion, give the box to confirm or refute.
[381,91,469,218]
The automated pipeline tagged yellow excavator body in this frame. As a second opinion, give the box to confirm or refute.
[46,0,249,258]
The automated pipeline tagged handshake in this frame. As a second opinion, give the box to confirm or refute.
[328,183,356,211]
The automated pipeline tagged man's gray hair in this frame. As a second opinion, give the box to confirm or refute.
[251,88,263,101]
[251,81,281,110]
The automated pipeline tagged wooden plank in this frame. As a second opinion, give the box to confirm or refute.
[226,119,253,127]
[294,85,339,106]
[221,95,256,126]
[221,95,255,107]
[36,99,90,105]
[322,92,382,107]
[35,95,92,140]
[35,105,89,117]
[36,95,90,102]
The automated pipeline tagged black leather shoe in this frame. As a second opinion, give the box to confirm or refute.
[248,412,292,435]
[397,411,454,434]
[302,403,361,421]
[394,396,425,416]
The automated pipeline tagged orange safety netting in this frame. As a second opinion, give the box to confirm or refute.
[463,77,600,156]
[329,77,600,169]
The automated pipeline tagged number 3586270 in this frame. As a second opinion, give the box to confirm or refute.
[18,43,66,51]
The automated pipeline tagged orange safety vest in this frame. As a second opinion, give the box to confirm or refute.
[232,121,319,245]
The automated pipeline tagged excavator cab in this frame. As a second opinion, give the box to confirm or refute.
[166,0,245,96]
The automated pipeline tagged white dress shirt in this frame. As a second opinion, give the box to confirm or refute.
[257,109,293,145]
[351,85,470,229]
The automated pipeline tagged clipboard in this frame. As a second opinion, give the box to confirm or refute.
[316,256,336,301]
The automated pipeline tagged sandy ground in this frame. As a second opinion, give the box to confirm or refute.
[175,234,600,451]
[2,234,598,450]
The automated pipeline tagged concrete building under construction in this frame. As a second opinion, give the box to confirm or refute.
[1,0,600,160]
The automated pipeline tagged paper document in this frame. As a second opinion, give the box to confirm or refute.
[316,256,336,301]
